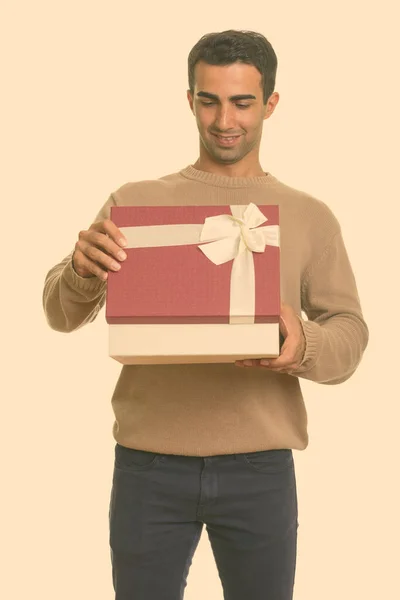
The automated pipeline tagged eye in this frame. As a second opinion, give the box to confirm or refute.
[201,101,215,106]
[236,104,250,109]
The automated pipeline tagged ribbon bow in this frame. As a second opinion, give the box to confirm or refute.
[198,203,269,265]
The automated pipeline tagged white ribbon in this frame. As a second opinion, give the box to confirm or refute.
[119,203,280,324]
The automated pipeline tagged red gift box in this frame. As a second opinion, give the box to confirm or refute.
[106,205,280,324]
[106,204,280,364]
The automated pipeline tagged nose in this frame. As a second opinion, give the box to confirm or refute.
[214,104,236,131]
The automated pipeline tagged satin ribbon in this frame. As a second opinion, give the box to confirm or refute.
[119,203,280,324]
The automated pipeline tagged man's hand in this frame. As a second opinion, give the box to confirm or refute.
[72,219,128,281]
[235,302,306,374]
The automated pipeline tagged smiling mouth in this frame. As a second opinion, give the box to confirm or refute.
[212,134,241,146]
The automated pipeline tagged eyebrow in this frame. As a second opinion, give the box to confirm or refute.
[196,91,256,101]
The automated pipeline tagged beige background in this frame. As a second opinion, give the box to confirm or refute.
[2,1,399,598]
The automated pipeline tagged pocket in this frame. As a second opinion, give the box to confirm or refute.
[242,449,293,474]
[114,443,163,472]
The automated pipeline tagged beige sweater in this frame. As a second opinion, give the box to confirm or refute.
[42,165,369,456]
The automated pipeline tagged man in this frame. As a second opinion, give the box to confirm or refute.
[43,30,369,600]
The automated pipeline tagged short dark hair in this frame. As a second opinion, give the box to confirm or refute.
[188,30,278,104]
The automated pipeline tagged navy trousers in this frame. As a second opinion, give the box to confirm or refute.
[109,443,299,599]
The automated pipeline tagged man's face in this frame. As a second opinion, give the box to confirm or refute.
[187,61,278,166]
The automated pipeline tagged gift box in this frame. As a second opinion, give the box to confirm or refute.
[106,203,281,364]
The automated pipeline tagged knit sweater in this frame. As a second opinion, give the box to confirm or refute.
[42,165,369,456]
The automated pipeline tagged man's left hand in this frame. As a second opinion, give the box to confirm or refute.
[235,302,306,374]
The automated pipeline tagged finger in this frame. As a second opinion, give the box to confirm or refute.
[264,359,298,371]
[259,359,297,373]
[92,219,128,248]
[235,359,295,371]
[264,358,294,369]
[279,313,289,338]
[85,228,128,263]
[77,239,123,273]
[235,359,259,367]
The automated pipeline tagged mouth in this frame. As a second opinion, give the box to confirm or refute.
[212,133,242,147]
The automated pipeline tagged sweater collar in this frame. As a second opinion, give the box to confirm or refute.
[179,164,279,189]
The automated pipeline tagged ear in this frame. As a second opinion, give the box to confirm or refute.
[264,92,279,120]
[187,89,195,114]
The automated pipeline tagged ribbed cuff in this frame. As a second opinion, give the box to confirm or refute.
[63,259,107,293]
[295,318,321,372]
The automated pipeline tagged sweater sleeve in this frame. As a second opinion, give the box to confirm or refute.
[42,193,116,333]
[293,230,369,384]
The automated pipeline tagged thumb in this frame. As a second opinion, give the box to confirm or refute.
[279,303,289,338]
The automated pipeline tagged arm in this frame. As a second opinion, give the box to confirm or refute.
[42,193,116,333]
[294,230,369,384]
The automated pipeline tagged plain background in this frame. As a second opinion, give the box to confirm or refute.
[2,1,399,598]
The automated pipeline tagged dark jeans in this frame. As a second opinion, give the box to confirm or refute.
[109,443,299,600]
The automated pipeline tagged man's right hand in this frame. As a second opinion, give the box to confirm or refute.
[72,219,128,280]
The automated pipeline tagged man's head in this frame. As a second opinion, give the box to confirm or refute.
[187,30,279,170]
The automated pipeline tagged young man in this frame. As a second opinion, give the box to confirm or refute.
[43,30,369,600]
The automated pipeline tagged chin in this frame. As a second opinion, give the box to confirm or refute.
[213,152,242,164]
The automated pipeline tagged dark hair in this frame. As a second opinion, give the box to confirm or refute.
[188,30,278,104]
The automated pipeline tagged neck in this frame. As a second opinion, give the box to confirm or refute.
[193,154,266,179]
